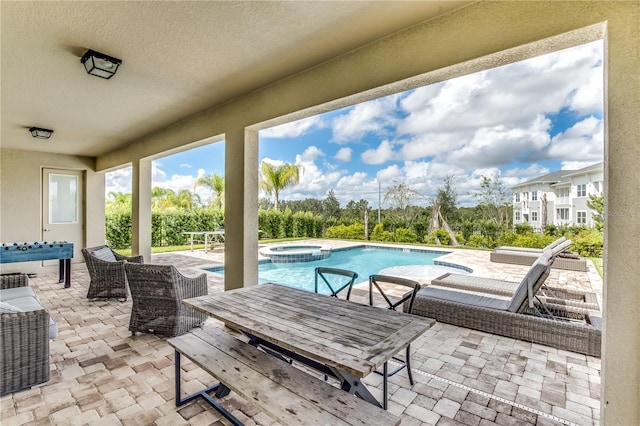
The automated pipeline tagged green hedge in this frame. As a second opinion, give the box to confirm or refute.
[106,209,224,249]
[325,223,365,240]
[257,209,323,239]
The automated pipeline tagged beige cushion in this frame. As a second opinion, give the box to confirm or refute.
[91,247,117,262]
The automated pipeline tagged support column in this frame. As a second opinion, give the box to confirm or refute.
[224,127,259,290]
[131,158,152,262]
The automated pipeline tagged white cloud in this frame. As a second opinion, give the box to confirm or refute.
[546,116,603,161]
[336,172,368,190]
[289,153,341,196]
[445,115,552,169]
[376,164,404,183]
[299,146,324,162]
[180,163,192,168]
[261,115,324,138]
[331,95,400,143]
[391,40,603,169]
[260,157,285,167]
[361,140,397,165]
[105,166,132,195]
[334,147,352,162]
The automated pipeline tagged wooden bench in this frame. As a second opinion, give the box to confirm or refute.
[168,327,401,426]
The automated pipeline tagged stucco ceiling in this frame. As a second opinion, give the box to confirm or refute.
[1,1,471,157]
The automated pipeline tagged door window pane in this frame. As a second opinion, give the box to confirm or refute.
[49,174,78,223]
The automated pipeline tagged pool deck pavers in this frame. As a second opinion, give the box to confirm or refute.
[1,240,602,426]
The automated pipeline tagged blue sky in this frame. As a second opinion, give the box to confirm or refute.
[106,40,603,208]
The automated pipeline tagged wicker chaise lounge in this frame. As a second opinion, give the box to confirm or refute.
[124,263,208,337]
[490,238,588,271]
[430,273,600,311]
[82,245,144,300]
[411,250,601,357]
[495,236,568,253]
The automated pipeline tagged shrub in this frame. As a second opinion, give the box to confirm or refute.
[572,228,603,257]
[105,211,132,249]
[495,230,517,247]
[465,234,494,249]
[514,223,533,235]
[496,231,555,249]
[425,228,450,245]
[370,223,394,242]
[395,228,417,243]
[282,209,294,238]
[258,209,284,238]
[325,223,365,240]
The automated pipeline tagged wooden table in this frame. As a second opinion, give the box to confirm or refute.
[183,230,224,253]
[183,283,435,408]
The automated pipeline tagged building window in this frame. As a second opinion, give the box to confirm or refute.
[515,211,521,221]
[577,184,587,197]
[557,187,570,204]
[557,208,570,221]
[524,192,529,200]
[531,191,538,201]
[515,193,520,202]
[577,211,587,224]
[531,211,538,222]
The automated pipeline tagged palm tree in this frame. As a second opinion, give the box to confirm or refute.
[106,191,132,213]
[168,189,201,211]
[194,172,225,209]
[260,161,300,211]
[151,187,200,212]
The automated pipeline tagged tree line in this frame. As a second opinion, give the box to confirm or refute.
[105,161,604,256]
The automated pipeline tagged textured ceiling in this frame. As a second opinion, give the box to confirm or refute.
[1,1,470,157]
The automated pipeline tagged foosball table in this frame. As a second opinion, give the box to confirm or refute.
[0,241,74,288]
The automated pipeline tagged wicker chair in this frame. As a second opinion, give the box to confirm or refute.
[82,245,144,300]
[1,274,52,395]
[124,263,208,337]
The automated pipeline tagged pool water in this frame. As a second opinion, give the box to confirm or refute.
[208,246,467,294]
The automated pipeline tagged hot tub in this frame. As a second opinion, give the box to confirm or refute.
[259,244,331,263]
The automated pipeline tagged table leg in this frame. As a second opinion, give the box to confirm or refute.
[64,258,71,288]
[331,368,383,408]
[58,259,64,283]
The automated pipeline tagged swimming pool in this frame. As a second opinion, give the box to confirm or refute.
[206,245,470,294]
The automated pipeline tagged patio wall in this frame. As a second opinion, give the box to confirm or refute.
[0,148,106,273]
[0,2,638,424]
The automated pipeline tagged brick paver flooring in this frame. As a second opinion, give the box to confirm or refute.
[1,241,601,425]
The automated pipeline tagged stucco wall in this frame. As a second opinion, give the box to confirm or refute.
[0,148,105,273]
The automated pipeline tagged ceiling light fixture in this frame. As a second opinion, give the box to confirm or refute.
[80,49,122,79]
[29,127,54,139]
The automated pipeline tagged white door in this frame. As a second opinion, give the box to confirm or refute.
[42,169,84,265]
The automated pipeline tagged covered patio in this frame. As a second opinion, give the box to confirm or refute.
[1,2,639,425]
[1,243,602,425]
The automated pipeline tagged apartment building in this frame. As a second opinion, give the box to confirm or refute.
[511,162,603,230]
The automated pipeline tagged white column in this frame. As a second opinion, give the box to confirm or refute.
[131,158,152,262]
[224,127,259,290]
